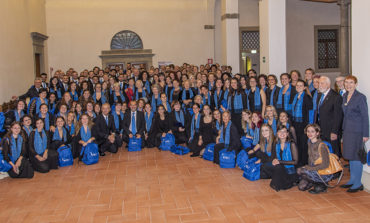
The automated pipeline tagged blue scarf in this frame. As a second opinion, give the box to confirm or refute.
[144,81,151,94]
[50,88,62,99]
[14,110,24,122]
[151,95,160,112]
[219,121,231,148]
[135,89,146,100]
[312,90,318,111]
[190,113,201,140]
[36,98,48,114]
[213,89,223,109]
[228,92,243,113]
[112,111,124,133]
[247,87,261,111]
[10,135,23,162]
[276,84,292,114]
[308,81,314,93]
[276,142,295,173]
[208,82,214,91]
[263,86,267,92]
[269,86,276,106]
[86,111,96,119]
[158,100,172,112]
[181,89,194,101]
[80,126,91,142]
[93,92,107,104]
[70,91,79,101]
[264,119,277,135]
[175,110,185,127]
[76,112,82,121]
[252,127,260,146]
[113,92,125,104]
[245,123,253,136]
[215,120,221,131]
[292,92,304,123]
[66,122,75,135]
[223,89,229,101]
[145,111,154,132]
[263,141,271,157]
[39,113,50,131]
[169,87,182,102]
[49,103,56,115]
[23,126,33,136]
[53,127,67,142]
[202,92,211,106]
[34,130,47,155]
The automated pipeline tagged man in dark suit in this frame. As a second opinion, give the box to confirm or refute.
[93,103,122,156]
[60,75,70,95]
[17,78,43,100]
[122,100,145,145]
[317,76,343,157]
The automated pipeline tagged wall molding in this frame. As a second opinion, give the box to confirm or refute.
[221,13,239,21]
[204,25,215,29]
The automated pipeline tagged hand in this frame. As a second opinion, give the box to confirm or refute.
[162,133,166,137]
[246,135,253,139]
[255,159,261,164]
[36,155,44,162]
[179,127,184,132]
[15,158,22,167]
[13,165,19,174]
[11,96,18,101]
[330,133,338,141]
[50,126,56,132]
[129,134,133,138]
[198,139,203,146]
[108,134,115,143]
[363,137,369,143]
[83,142,88,147]
[136,134,141,138]
[272,159,279,166]
[168,130,172,134]
[43,151,48,160]
[216,136,220,143]
[248,150,254,155]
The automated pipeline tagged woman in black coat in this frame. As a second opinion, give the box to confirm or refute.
[291,80,312,166]
[341,75,369,192]
[49,116,72,151]
[147,105,171,148]
[213,111,241,164]
[169,100,188,146]
[73,114,97,159]
[1,122,34,178]
[28,118,58,173]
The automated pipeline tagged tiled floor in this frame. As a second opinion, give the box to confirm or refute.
[0,148,369,223]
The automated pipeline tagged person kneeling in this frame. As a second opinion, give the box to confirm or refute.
[73,114,96,159]
[247,124,274,179]
[213,111,241,164]
[94,103,122,156]
[122,100,145,147]
[297,124,333,194]
[29,118,58,172]
[1,122,34,178]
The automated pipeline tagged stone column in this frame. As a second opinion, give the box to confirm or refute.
[338,0,351,75]
[221,0,240,74]
[259,0,287,76]
[352,0,370,192]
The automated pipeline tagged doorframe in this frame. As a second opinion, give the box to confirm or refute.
[31,32,48,77]
[239,26,259,74]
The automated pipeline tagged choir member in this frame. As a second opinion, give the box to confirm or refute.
[147,105,171,148]
[169,100,188,146]
[73,114,96,159]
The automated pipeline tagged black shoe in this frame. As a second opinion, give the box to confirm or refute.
[308,184,327,194]
[347,185,364,193]
[190,153,199,157]
[340,184,353,189]
[99,152,106,156]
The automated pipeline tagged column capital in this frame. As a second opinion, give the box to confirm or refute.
[221,13,239,21]
[337,0,351,7]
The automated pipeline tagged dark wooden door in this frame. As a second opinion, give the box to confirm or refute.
[35,53,41,77]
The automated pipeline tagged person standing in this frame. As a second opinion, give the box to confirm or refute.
[340,75,369,192]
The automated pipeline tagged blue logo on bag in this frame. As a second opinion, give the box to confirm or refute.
[128,137,142,151]
[240,137,253,150]
[242,157,260,181]
[80,143,99,165]
[57,145,73,167]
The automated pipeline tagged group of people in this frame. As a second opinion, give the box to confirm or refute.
[0,63,368,195]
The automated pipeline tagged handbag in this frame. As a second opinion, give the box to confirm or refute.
[203,143,215,161]
[170,145,190,155]
[128,137,142,152]
[236,149,249,170]
[57,145,73,167]
[219,149,236,168]
[80,143,99,165]
[314,142,343,188]
[240,136,253,150]
[242,158,260,181]
[159,134,175,151]
[358,142,367,164]
[0,153,12,172]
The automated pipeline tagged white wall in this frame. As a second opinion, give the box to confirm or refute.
[46,0,214,72]
[286,0,340,79]
[239,0,259,27]
[0,0,47,103]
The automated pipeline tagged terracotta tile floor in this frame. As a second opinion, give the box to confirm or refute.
[1,148,370,223]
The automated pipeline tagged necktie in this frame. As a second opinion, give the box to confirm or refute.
[318,94,324,120]
[131,112,137,135]
[105,116,109,125]
[340,89,344,96]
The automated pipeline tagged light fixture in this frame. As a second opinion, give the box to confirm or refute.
[251,49,257,54]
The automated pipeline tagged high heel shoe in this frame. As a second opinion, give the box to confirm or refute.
[340,184,353,189]
[347,185,364,193]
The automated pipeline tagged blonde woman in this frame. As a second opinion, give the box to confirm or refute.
[264,105,278,135]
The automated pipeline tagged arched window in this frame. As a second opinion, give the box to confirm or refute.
[110,30,143,50]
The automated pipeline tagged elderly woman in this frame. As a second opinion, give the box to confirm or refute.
[340,75,369,193]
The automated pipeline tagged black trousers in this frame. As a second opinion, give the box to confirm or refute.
[8,158,34,178]
[29,150,59,173]
[99,135,122,153]
[293,121,308,166]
